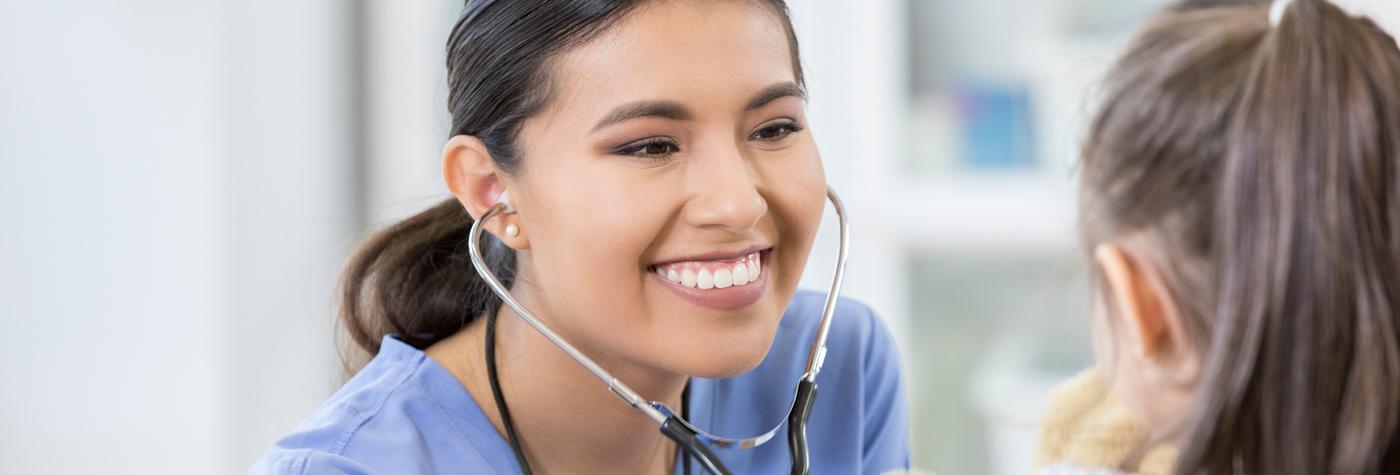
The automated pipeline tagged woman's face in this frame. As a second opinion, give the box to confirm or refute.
[504,0,825,379]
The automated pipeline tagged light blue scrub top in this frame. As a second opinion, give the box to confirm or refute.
[251,291,911,474]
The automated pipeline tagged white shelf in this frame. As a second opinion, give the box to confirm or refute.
[876,173,1079,253]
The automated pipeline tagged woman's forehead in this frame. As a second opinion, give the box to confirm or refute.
[542,0,798,119]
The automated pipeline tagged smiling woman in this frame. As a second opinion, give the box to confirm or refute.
[250,1,910,474]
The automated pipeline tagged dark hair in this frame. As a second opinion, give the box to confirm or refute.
[338,0,805,369]
[1080,0,1400,473]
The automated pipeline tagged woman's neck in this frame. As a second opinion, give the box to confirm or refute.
[427,303,688,474]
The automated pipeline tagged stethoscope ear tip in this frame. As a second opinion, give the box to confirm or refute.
[496,191,515,213]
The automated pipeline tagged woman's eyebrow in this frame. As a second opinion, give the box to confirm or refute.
[745,82,806,111]
[592,101,693,132]
[590,82,805,132]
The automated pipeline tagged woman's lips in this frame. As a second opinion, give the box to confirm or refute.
[650,250,769,311]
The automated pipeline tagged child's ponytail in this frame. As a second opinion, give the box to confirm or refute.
[1180,1,1400,472]
[1080,0,1400,472]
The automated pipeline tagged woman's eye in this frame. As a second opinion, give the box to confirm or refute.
[614,138,681,159]
[749,120,804,142]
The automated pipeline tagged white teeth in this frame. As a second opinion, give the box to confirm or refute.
[732,263,749,286]
[697,269,714,289]
[655,251,765,290]
[714,268,733,288]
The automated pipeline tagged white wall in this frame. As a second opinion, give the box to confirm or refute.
[361,0,461,225]
[0,1,354,472]
[1336,0,1399,42]
[222,0,357,469]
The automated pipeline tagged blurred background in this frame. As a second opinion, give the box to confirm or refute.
[1,1,1395,474]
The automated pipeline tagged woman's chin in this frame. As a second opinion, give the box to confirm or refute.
[638,292,791,379]
[670,331,777,379]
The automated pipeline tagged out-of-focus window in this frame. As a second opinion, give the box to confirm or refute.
[902,0,1163,473]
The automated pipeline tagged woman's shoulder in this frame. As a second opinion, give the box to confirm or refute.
[710,290,909,473]
[781,290,900,370]
[249,339,431,474]
[783,289,884,333]
[696,290,901,397]
[250,337,513,474]
[781,291,905,424]
[717,289,906,415]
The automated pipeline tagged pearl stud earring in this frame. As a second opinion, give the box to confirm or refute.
[505,224,519,238]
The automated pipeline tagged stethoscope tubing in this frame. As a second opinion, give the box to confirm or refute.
[467,187,851,475]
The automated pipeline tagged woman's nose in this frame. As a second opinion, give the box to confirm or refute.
[682,145,767,233]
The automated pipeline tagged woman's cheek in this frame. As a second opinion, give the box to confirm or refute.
[761,144,825,210]
[786,153,828,237]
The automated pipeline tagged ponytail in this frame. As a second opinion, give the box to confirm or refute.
[1080,0,1400,472]
[338,198,514,370]
[1179,1,1400,472]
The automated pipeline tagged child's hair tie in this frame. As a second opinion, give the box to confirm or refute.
[1270,0,1296,27]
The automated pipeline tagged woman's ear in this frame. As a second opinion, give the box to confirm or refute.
[443,135,504,218]
[443,135,529,249]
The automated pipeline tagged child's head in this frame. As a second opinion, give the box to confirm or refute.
[1079,0,1400,472]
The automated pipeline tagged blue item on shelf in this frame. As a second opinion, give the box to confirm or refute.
[954,82,1037,169]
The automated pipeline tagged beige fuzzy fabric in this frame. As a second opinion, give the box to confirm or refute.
[1032,369,1177,475]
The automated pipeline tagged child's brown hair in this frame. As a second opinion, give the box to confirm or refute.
[1080,0,1400,472]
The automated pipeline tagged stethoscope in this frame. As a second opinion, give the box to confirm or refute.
[467,186,849,475]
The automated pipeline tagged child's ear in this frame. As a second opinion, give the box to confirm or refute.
[1094,243,1198,383]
